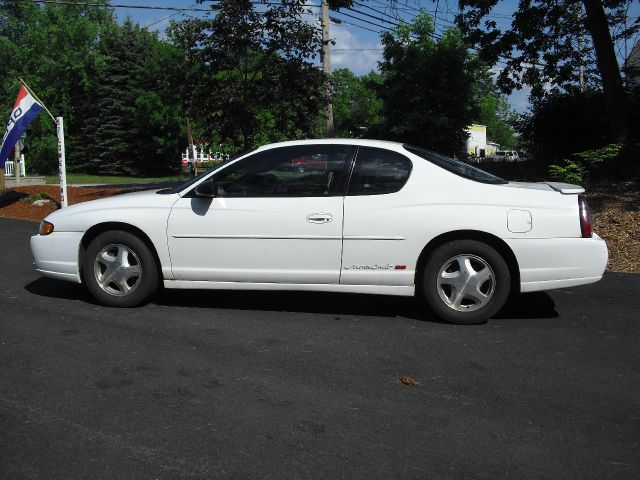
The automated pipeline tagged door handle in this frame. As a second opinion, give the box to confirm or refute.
[306,213,333,224]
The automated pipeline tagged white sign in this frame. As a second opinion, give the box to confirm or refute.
[56,117,68,208]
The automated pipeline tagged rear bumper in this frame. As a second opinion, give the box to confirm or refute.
[505,234,608,293]
[30,232,83,283]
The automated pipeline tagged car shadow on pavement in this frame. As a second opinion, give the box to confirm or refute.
[157,289,558,321]
[495,292,559,319]
[25,277,97,303]
[158,288,433,320]
[25,278,558,322]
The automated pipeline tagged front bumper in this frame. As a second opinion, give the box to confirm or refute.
[505,234,608,293]
[30,231,84,283]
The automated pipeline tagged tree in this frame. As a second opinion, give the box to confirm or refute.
[0,1,184,176]
[518,91,609,162]
[0,0,113,174]
[172,0,326,151]
[377,14,481,156]
[473,72,517,148]
[332,69,382,137]
[456,0,639,142]
[88,20,184,175]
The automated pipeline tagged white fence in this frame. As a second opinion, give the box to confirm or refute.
[4,155,26,177]
[181,147,230,165]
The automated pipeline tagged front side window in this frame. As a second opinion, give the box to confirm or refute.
[347,147,412,196]
[202,145,354,197]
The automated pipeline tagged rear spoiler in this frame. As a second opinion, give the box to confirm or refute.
[543,182,585,194]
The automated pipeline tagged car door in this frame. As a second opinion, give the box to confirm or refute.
[341,146,414,286]
[167,145,355,284]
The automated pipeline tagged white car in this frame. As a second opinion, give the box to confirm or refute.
[31,139,608,324]
[495,150,520,162]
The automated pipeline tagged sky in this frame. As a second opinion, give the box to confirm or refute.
[112,0,640,114]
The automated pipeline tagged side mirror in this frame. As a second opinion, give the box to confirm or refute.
[194,181,217,198]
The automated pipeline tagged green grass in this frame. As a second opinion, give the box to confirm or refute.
[45,173,188,185]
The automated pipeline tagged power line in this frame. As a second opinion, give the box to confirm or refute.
[354,0,459,36]
[31,1,211,11]
[28,0,522,69]
[145,2,197,29]
[333,48,383,51]
[352,1,408,24]
[370,0,414,14]
[330,17,382,34]
[345,6,403,28]
[332,10,394,32]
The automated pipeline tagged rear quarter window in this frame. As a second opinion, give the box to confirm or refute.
[347,147,412,195]
[404,144,507,184]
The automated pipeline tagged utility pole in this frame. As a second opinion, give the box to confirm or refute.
[321,0,334,137]
[576,3,585,93]
[184,47,196,177]
[178,21,197,177]
[14,139,21,187]
[186,117,195,175]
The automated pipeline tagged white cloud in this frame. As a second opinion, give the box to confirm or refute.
[301,2,382,75]
[330,25,383,75]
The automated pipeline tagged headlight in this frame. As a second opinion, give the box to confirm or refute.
[39,220,54,235]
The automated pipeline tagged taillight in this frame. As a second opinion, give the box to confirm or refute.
[578,195,592,238]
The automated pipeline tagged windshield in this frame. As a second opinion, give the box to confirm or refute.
[403,145,507,185]
[157,149,256,195]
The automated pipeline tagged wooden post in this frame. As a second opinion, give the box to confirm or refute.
[321,0,334,138]
[0,165,5,192]
[14,141,21,188]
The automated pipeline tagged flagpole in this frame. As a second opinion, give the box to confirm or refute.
[18,78,68,208]
[18,78,55,123]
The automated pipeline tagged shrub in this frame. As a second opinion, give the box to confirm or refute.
[549,143,623,183]
[20,191,53,203]
[549,161,586,184]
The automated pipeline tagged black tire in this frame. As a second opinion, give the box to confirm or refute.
[420,240,510,325]
[82,230,158,307]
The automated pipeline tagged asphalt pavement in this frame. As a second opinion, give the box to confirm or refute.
[1,217,638,479]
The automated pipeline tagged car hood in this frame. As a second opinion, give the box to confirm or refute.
[45,188,179,222]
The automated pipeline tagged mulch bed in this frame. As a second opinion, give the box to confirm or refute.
[1,181,638,272]
[0,185,129,222]
[586,180,639,273]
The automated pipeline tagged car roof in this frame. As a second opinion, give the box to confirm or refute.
[256,138,405,151]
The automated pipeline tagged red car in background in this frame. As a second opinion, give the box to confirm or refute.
[290,154,328,172]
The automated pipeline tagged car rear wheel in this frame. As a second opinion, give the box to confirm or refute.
[421,240,510,324]
[82,230,158,307]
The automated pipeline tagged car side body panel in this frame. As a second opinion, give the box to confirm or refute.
[29,139,607,299]
[166,196,345,283]
[35,189,179,280]
[341,147,587,287]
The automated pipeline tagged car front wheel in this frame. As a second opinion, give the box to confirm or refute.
[421,240,510,324]
[82,230,158,307]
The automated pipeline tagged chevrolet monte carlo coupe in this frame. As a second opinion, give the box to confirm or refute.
[31,140,608,324]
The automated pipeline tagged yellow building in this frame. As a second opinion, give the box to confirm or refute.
[465,124,499,158]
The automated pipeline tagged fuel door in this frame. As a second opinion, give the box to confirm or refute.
[507,209,532,233]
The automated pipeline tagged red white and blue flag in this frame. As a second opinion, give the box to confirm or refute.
[0,85,44,165]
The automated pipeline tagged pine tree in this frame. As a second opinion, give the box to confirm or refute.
[88,20,183,175]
